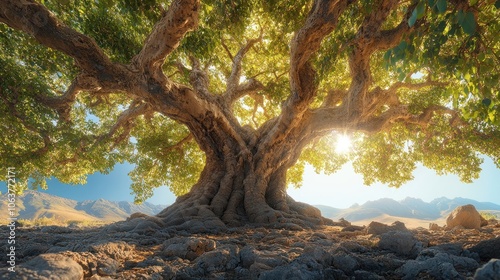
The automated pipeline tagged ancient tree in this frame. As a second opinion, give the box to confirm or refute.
[1,0,499,229]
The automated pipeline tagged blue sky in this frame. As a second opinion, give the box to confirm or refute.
[1,156,499,208]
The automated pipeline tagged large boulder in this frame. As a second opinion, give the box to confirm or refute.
[446,204,482,230]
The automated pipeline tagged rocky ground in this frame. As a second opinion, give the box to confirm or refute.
[1,215,500,280]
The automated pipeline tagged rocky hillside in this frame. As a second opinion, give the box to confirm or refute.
[0,191,166,222]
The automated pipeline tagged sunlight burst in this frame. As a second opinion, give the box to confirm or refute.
[335,134,352,154]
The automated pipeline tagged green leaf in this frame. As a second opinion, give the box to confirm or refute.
[488,111,496,122]
[457,10,465,23]
[459,11,476,35]
[437,0,447,13]
[469,0,478,6]
[478,52,485,61]
[398,72,406,82]
[482,98,492,107]
[409,9,418,27]
[400,41,408,49]
[416,2,426,18]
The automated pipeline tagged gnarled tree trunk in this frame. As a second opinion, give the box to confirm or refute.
[156,112,332,230]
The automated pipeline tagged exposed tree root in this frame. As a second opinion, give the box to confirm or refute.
[153,192,340,233]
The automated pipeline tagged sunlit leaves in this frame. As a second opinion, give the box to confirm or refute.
[129,114,204,202]
[428,0,447,14]
[412,116,483,183]
[180,27,219,59]
[353,127,416,188]
[203,0,253,35]
[409,1,426,27]
[260,0,310,33]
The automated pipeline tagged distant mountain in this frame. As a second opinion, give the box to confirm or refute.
[318,197,500,223]
[0,191,167,222]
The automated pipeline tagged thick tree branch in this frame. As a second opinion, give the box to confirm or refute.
[311,79,450,133]
[286,0,352,109]
[132,0,200,72]
[356,104,465,134]
[353,0,404,52]
[160,133,194,155]
[94,102,152,148]
[187,57,212,98]
[321,89,348,107]
[344,0,418,120]
[257,0,352,159]
[224,35,263,102]
[361,79,449,117]
[36,79,81,122]
[234,79,265,100]
[0,0,120,81]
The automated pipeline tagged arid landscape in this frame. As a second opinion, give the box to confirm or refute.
[1,192,500,279]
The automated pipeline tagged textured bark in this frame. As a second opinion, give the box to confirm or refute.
[156,142,331,230]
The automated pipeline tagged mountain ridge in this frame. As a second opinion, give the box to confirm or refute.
[316,196,500,224]
[0,190,167,222]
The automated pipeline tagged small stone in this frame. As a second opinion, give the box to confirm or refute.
[474,259,500,280]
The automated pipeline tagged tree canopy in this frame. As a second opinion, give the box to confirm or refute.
[1,0,500,207]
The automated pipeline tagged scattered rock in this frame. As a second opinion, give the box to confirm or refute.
[429,243,463,256]
[378,231,422,257]
[354,270,385,280]
[446,204,482,230]
[331,252,359,274]
[397,249,479,280]
[429,223,443,231]
[1,253,84,280]
[341,225,365,232]
[469,237,500,261]
[97,257,120,276]
[366,221,407,235]
[191,244,239,274]
[89,241,135,260]
[474,259,500,280]
[0,217,498,279]
[162,237,216,260]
